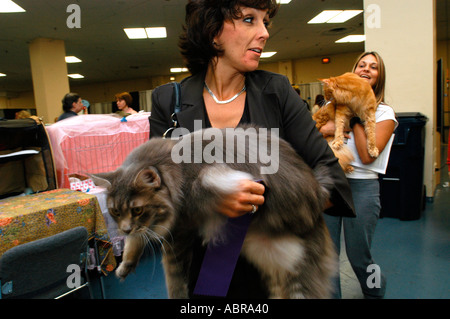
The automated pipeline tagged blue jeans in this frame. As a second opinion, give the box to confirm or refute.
[324,178,387,298]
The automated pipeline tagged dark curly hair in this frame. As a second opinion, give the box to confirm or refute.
[179,0,279,75]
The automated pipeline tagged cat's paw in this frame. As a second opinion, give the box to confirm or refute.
[344,165,354,173]
[330,139,343,150]
[368,147,379,158]
[115,262,136,280]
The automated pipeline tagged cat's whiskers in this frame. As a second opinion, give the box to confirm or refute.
[152,224,174,243]
[133,226,170,257]
[143,229,163,249]
[145,227,184,270]
[136,227,159,248]
[138,230,159,278]
[145,228,173,256]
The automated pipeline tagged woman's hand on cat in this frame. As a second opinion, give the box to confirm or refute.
[319,120,336,138]
[320,120,351,139]
[217,180,265,218]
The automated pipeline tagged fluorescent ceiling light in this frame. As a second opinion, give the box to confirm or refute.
[276,0,292,4]
[124,28,147,39]
[261,51,277,58]
[327,10,363,23]
[308,10,363,24]
[124,27,167,39]
[65,56,82,63]
[145,27,167,38]
[0,73,6,77]
[0,0,26,13]
[335,35,366,43]
[308,10,343,24]
[68,74,85,79]
[170,68,188,73]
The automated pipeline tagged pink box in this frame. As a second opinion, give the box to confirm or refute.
[47,114,150,188]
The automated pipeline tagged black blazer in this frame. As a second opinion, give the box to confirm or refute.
[150,70,355,217]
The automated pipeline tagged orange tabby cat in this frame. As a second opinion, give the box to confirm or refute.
[313,101,354,173]
[316,72,379,159]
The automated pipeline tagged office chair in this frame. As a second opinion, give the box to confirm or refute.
[0,226,92,299]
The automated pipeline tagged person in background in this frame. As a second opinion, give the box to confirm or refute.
[320,51,397,299]
[150,0,355,298]
[57,93,84,121]
[115,92,137,115]
[294,87,310,111]
[311,94,325,115]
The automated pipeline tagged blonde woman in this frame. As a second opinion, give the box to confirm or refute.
[321,51,397,299]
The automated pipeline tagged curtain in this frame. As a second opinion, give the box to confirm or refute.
[297,82,324,108]
[139,90,153,112]
[90,102,112,114]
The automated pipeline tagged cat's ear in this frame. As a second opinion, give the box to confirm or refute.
[136,167,161,189]
[319,78,331,86]
[90,171,117,188]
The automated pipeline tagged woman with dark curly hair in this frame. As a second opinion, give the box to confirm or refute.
[179,0,278,75]
[150,0,355,298]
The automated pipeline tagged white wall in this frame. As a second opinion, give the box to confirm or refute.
[364,0,437,197]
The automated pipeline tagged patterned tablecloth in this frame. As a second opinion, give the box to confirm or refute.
[0,189,116,275]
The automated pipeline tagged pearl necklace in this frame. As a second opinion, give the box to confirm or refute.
[204,82,246,104]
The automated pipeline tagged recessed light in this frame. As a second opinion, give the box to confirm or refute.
[145,27,167,38]
[308,10,363,24]
[277,0,292,4]
[0,73,6,77]
[65,56,82,63]
[124,28,147,39]
[261,51,277,58]
[68,74,84,79]
[335,35,366,43]
[0,0,26,13]
[170,67,188,73]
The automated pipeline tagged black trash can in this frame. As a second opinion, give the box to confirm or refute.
[379,112,428,220]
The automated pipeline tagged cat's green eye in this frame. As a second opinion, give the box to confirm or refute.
[132,207,143,216]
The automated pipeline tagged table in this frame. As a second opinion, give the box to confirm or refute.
[0,189,116,275]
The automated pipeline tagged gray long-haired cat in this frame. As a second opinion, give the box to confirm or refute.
[92,126,337,299]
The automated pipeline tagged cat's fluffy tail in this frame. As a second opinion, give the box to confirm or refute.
[196,165,254,245]
[200,164,254,195]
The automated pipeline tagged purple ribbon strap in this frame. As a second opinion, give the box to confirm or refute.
[193,213,254,297]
